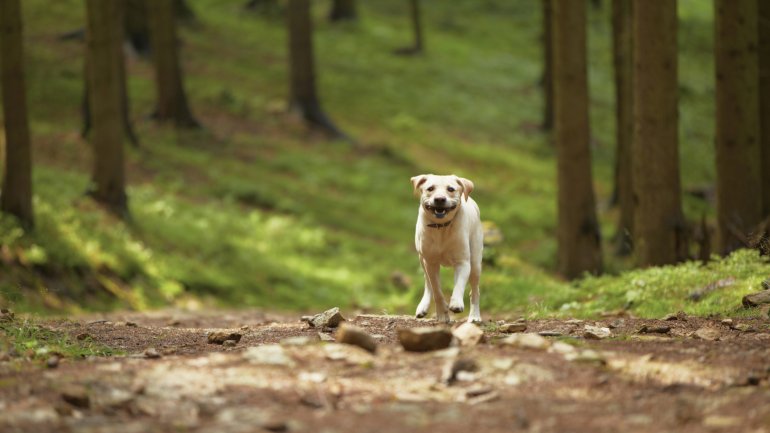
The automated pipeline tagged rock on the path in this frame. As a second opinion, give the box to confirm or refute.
[732,323,756,332]
[318,332,335,342]
[499,333,551,350]
[223,340,238,347]
[693,327,721,341]
[244,345,295,367]
[499,322,527,333]
[46,355,60,369]
[337,324,377,353]
[144,347,162,358]
[207,331,243,345]
[307,307,346,328]
[0,308,14,322]
[442,358,478,384]
[548,341,577,355]
[565,349,607,365]
[583,325,611,340]
[742,290,770,308]
[397,327,453,352]
[61,385,90,408]
[452,322,485,346]
[638,324,671,334]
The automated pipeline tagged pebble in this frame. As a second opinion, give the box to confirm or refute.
[637,324,671,334]
[308,307,346,328]
[693,327,721,341]
[565,349,607,365]
[732,323,755,332]
[397,327,453,352]
[207,331,243,345]
[565,319,584,325]
[144,348,162,359]
[538,330,562,337]
[499,333,551,350]
[223,340,238,347]
[46,355,60,369]
[318,332,335,342]
[337,324,377,353]
[499,323,527,333]
[61,385,91,408]
[720,318,733,326]
[452,322,485,346]
[583,325,611,340]
[244,345,295,367]
[442,358,478,384]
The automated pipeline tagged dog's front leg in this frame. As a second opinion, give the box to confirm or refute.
[448,261,470,314]
[421,258,449,322]
[415,282,431,318]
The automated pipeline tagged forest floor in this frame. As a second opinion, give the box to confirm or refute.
[1,309,770,433]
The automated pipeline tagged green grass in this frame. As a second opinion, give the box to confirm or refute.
[0,0,767,319]
[0,318,120,361]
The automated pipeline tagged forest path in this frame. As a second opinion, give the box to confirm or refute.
[1,309,770,433]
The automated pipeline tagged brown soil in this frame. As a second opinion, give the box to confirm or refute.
[1,310,770,433]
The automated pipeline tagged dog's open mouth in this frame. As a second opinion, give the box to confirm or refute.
[424,204,457,219]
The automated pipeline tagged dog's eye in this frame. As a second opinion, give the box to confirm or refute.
[447,186,455,192]
[426,186,435,192]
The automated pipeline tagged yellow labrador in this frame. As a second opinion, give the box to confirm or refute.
[410,174,483,323]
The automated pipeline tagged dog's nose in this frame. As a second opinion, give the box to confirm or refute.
[434,196,447,205]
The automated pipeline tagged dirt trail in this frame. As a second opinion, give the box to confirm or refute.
[1,310,769,433]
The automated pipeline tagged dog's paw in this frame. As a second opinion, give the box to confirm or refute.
[467,314,482,324]
[448,298,464,314]
[415,309,428,319]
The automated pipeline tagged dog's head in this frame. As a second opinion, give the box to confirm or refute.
[410,174,474,220]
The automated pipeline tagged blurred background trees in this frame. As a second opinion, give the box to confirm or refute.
[0,0,768,314]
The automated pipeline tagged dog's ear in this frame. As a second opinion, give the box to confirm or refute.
[455,176,474,200]
[410,175,428,196]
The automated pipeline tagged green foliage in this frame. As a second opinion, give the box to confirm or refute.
[1,0,762,319]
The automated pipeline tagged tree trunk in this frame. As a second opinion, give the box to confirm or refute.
[0,0,33,227]
[329,0,357,22]
[125,0,150,55]
[147,0,199,128]
[410,0,424,53]
[553,0,602,278]
[714,0,761,254]
[612,0,634,255]
[541,0,554,131]
[86,0,128,215]
[632,0,685,266]
[287,0,344,137]
[757,1,770,217]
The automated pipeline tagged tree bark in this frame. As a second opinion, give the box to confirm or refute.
[287,0,344,137]
[541,0,554,131]
[147,0,199,128]
[612,0,634,255]
[329,0,357,22]
[553,0,602,279]
[714,0,762,254]
[758,1,770,217]
[410,0,424,53]
[0,0,33,227]
[632,0,685,266]
[86,0,128,215]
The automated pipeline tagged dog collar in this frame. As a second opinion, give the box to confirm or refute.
[427,219,453,228]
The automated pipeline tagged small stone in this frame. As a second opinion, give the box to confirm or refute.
[538,330,562,337]
[693,327,721,341]
[499,323,527,333]
[742,290,770,308]
[125,321,137,327]
[452,322,485,346]
[565,319,584,325]
[46,356,60,369]
[637,324,671,334]
[583,325,611,340]
[397,327,453,352]
[207,331,243,345]
[565,349,606,365]
[61,386,90,408]
[337,324,377,353]
[308,307,346,328]
[441,358,478,384]
[499,333,550,350]
[167,319,182,326]
[732,323,755,332]
[548,341,577,355]
[0,308,14,322]
[721,318,734,326]
[281,336,318,346]
[244,345,295,367]
[223,340,238,347]
[318,332,335,342]
[240,325,250,331]
[144,348,162,359]
[466,385,494,398]
[76,333,91,341]
[608,318,625,329]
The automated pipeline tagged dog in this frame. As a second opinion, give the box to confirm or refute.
[410,174,483,323]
